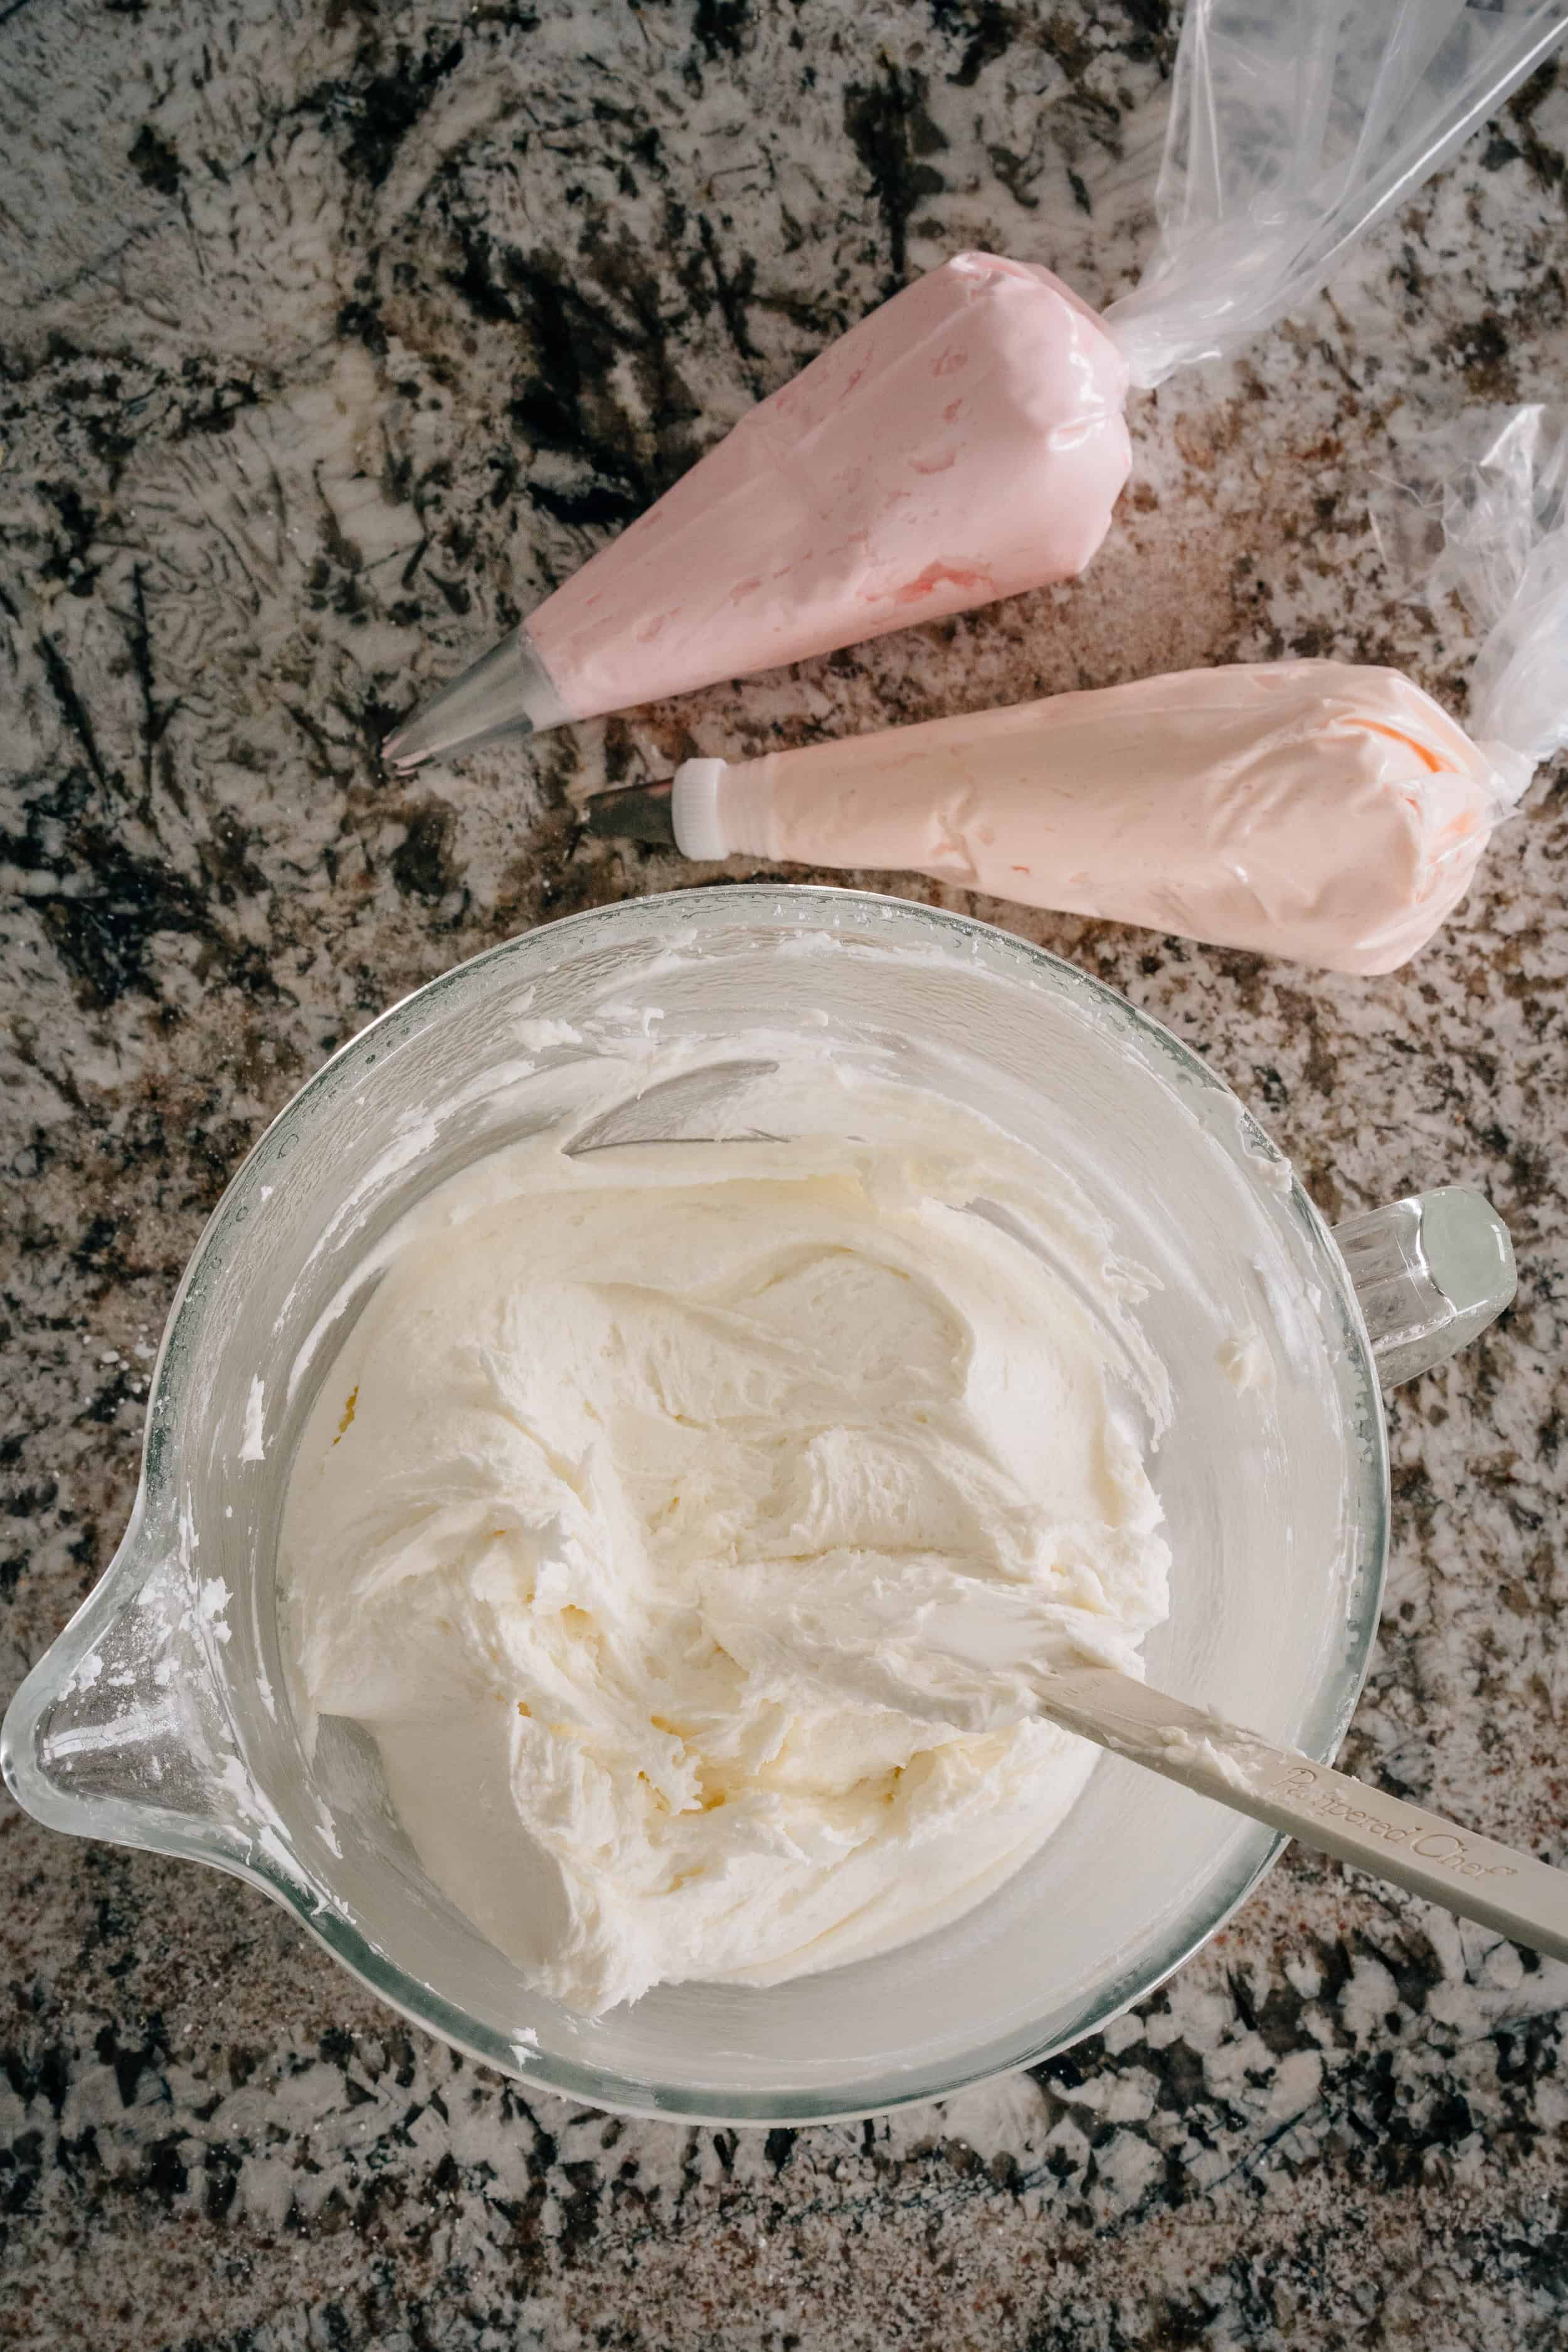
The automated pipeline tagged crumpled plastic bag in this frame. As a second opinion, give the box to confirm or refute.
[1369,403,1568,808]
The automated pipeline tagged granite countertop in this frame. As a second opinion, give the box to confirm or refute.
[4,3,1568,2346]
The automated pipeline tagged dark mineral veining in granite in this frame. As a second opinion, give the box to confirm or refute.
[3,3,1568,2348]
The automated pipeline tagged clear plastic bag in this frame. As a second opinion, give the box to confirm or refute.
[1105,0,1568,389]
[1369,405,1568,808]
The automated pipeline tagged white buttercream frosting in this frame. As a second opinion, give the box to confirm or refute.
[282,1073,1171,2015]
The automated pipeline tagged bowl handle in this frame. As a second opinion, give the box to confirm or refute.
[1332,1187,1516,1387]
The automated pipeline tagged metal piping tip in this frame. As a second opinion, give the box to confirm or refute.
[382,631,570,772]
[581,779,679,847]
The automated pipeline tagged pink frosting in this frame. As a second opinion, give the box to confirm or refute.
[527,254,1131,721]
[715,662,1499,975]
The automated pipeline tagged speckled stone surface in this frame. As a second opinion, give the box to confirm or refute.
[4,4,1568,2346]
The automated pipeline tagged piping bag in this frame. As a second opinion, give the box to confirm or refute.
[585,408,1568,975]
[386,0,1568,773]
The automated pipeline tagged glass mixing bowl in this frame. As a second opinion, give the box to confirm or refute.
[3,887,1511,2121]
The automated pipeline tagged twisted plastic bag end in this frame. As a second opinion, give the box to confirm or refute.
[1369,406,1568,815]
[1104,1,1568,395]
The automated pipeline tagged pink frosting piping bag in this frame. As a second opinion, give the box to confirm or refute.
[385,1,1568,775]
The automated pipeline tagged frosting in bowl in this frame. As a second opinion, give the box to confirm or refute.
[282,1081,1170,2015]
